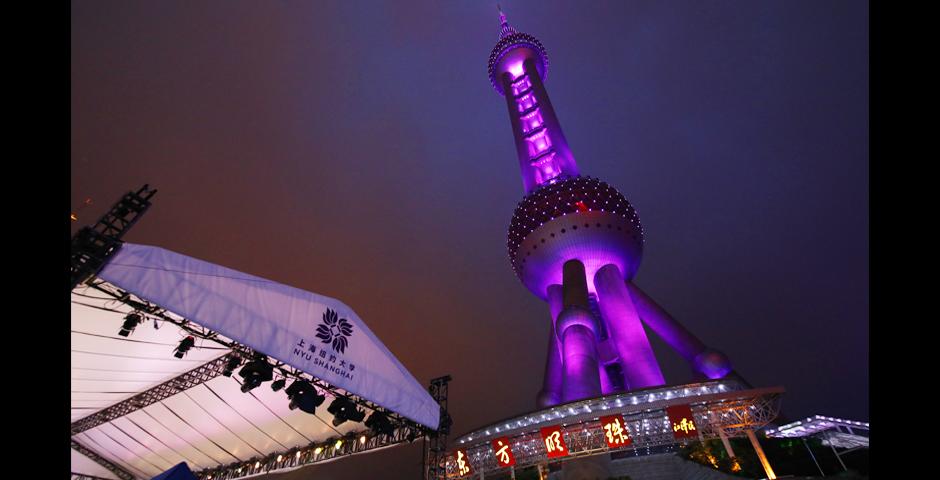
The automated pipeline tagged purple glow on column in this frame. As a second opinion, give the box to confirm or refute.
[626,282,732,379]
[537,285,565,408]
[559,322,602,403]
[520,110,544,134]
[594,264,665,389]
[517,91,537,112]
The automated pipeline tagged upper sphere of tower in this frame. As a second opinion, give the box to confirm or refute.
[507,176,645,299]
[488,17,549,96]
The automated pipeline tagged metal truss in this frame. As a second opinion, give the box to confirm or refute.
[696,392,783,437]
[424,375,453,480]
[71,474,118,480]
[441,387,783,479]
[71,185,156,289]
[194,424,426,479]
[70,351,243,435]
[71,440,135,480]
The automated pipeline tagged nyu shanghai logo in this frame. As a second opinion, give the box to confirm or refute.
[316,308,354,354]
[291,309,356,380]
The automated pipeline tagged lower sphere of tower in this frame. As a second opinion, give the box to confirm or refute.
[555,306,597,335]
[508,176,644,300]
[693,349,733,379]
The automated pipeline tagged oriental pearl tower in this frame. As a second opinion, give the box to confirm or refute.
[488,9,734,408]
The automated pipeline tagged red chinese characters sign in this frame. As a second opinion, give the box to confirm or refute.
[491,437,516,468]
[539,425,569,459]
[453,449,472,477]
[599,414,632,448]
[666,404,698,439]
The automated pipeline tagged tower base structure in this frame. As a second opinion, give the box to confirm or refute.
[442,379,783,480]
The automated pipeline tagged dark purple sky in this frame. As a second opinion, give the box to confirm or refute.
[71,1,868,478]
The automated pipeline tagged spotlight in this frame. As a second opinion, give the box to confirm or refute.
[270,378,286,392]
[222,356,241,377]
[327,397,365,427]
[365,411,396,437]
[118,313,143,337]
[285,380,325,414]
[238,358,273,393]
[174,336,195,358]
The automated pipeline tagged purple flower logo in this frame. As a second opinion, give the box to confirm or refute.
[316,309,353,354]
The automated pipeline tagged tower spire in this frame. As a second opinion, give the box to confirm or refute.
[497,4,516,39]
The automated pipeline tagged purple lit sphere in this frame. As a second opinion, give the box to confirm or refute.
[693,349,733,380]
[508,176,643,299]
[488,32,548,95]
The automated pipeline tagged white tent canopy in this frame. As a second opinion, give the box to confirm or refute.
[71,242,439,478]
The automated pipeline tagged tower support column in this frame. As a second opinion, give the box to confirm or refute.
[594,264,665,389]
[537,284,564,408]
[556,260,601,403]
[745,429,777,480]
[626,282,733,379]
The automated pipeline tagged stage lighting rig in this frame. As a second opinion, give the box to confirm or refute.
[238,357,274,393]
[270,378,286,392]
[174,336,195,358]
[328,397,365,427]
[285,380,325,415]
[118,312,143,337]
[222,356,241,377]
[365,411,396,437]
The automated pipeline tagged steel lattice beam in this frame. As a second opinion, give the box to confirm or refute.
[71,185,156,289]
[194,425,426,480]
[71,474,117,480]
[424,375,453,480]
[71,440,135,480]
[70,351,242,435]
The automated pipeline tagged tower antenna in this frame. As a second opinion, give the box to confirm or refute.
[497,3,514,38]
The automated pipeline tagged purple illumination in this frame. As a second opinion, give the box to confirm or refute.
[490,11,736,405]
[536,284,564,408]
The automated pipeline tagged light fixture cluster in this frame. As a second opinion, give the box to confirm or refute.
[221,352,404,437]
[199,423,422,480]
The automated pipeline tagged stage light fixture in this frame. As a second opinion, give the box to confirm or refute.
[365,411,397,437]
[270,378,286,392]
[222,356,241,377]
[327,397,365,427]
[118,312,143,337]
[238,358,274,393]
[285,380,325,415]
[174,336,195,358]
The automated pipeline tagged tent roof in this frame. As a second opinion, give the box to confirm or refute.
[71,243,438,478]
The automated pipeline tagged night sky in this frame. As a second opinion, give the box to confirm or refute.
[71,1,868,478]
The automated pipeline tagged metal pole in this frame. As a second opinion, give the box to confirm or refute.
[745,429,777,480]
[802,438,825,477]
[827,433,848,472]
[717,427,736,459]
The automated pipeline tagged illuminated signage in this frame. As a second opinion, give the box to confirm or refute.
[539,425,569,459]
[599,414,632,448]
[454,449,472,476]
[491,437,516,468]
[666,405,698,439]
